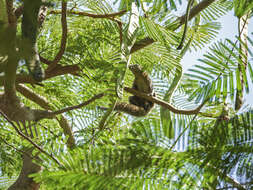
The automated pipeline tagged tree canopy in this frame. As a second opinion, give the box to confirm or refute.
[0,0,253,189]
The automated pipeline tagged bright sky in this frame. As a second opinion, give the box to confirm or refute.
[181,10,253,107]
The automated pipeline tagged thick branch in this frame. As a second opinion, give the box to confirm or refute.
[45,1,67,71]
[5,0,16,25]
[16,84,52,110]
[38,6,48,27]
[15,4,48,28]
[3,89,105,121]
[130,0,216,53]
[124,87,205,115]
[0,64,80,86]
[57,116,75,148]
[14,4,24,19]
[45,64,80,78]
[4,26,18,99]
[16,84,76,148]
[8,153,41,190]
[4,52,18,98]
[178,0,216,25]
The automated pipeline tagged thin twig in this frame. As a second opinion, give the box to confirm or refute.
[130,0,216,53]
[16,84,76,148]
[124,87,205,115]
[41,9,126,65]
[0,136,36,161]
[98,99,117,130]
[49,9,127,18]
[38,123,56,136]
[0,111,62,166]
[170,114,198,150]
[116,20,123,46]
[177,0,194,50]
[52,93,105,115]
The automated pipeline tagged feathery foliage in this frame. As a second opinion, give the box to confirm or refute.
[0,0,252,190]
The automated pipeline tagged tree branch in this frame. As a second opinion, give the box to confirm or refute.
[16,84,52,109]
[4,26,18,100]
[178,0,216,25]
[51,92,105,115]
[16,84,76,148]
[0,111,61,166]
[49,9,127,19]
[5,0,16,25]
[0,64,80,86]
[45,64,80,78]
[0,136,37,161]
[25,93,105,121]
[44,1,68,71]
[14,4,24,19]
[130,0,216,53]
[7,87,105,121]
[38,5,48,27]
[124,87,205,115]
[57,116,75,149]
[40,9,125,65]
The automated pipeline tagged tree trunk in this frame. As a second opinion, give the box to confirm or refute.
[8,154,42,190]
